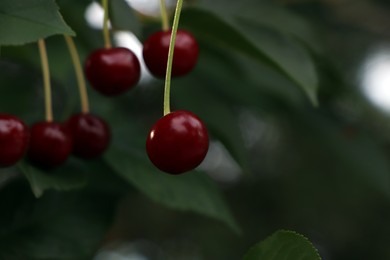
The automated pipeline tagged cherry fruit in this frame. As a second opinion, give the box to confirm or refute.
[67,113,110,159]
[85,47,141,96]
[27,122,72,168]
[143,29,199,78]
[146,110,209,174]
[0,114,29,167]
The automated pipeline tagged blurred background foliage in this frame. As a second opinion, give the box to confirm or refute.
[1,0,390,259]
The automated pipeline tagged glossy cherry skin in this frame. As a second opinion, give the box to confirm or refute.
[146,110,209,174]
[85,47,141,96]
[0,114,29,167]
[27,122,73,168]
[67,113,110,159]
[143,29,199,78]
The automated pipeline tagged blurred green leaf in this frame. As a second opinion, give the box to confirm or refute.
[238,19,318,106]
[292,111,390,199]
[0,183,115,259]
[0,0,75,45]
[109,0,141,36]
[0,60,40,120]
[181,8,318,106]
[175,75,251,174]
[243,230,321,260]
[0,52,75,124]
[197,0,319,50]
[104,145,240,233]
[18,159,88,198]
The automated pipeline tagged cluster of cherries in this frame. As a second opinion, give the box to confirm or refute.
[0,112,110,168]
[85,29,199,94]
[0,28,208,174]
[86,28,209,174]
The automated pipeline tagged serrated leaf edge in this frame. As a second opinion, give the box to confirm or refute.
[243,229,322,260]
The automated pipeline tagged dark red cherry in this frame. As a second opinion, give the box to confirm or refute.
[85,47,141,96]
[146,110,209,174]
[143,29,199,78]
[67,113,110,159]
[0,114,29,167]
[27,122,72,168]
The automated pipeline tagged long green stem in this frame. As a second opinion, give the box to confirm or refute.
[38,39,53,122]
[64,35,90,114]
[163,0,184,116]
[102,0,112,48]
[159,0,169,31]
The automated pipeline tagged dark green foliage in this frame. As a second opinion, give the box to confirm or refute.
[1,0,390,259]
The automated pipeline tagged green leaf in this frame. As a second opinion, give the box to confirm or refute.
[181,8,318,106]
[175,75,251,174]
[18,159,88,198]
[104,145,240,233]
[292,111,390,198]
[0,0,75,45]
[243,230,322,260]
[238,19,318,106]
[109,0,141,36]
[0,183,116,259]
[197,0,319,50]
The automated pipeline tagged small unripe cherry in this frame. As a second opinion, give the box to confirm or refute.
[146,110,209,174]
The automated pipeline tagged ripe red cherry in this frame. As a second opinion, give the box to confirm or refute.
[27,122,72,168]
[146,110,209,174]
[67,113,110,159]
[0,114,29,167]
[85,47,141,96]
[143,29,199,78]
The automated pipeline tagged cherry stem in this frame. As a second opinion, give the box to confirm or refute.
[163,0,183,116]
[159,0,169,31]
[102,0,112,49]
[64,35,90,114]
[38,39,53,122]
